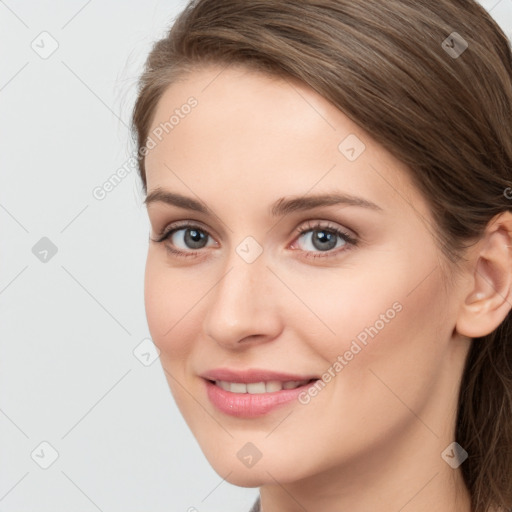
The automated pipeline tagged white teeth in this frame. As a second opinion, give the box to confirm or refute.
[265,380,283,393]
[247,382,266,394]
[218,381,231,391]
[230,382,247,393]
[215,379,310,394]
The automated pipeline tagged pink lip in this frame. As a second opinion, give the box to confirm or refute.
[201,368,319,418]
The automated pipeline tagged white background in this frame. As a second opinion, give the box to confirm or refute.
[1,1,511,511]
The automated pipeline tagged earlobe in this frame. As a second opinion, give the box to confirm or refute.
[456,212,512,339]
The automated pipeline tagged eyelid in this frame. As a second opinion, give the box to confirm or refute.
[152,220,217,244]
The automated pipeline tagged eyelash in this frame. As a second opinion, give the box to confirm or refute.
[152,220,358,260]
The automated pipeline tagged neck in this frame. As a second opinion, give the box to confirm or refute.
[259,422,472,512]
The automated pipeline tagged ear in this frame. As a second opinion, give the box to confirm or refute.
[456,211,512,339]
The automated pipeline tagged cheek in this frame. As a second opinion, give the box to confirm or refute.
[323,267,451,420]
[287,252,452,396]
[144,252,199,361]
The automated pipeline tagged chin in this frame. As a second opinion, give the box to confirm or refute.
[202,448,310,487]
[222,471,267,488]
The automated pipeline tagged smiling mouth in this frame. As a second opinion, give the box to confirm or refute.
[208,378,317,394]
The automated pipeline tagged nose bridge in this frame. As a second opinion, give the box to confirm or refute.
[203,241,280,347]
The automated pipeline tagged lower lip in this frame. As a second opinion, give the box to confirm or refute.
[204,379,317,417]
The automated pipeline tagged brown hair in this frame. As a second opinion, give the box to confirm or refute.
[131,1,512,510]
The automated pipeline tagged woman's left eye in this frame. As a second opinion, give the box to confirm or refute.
[290,221,358,259]
[152,220,358,259]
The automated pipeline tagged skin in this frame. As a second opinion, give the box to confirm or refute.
[142,64,512,512]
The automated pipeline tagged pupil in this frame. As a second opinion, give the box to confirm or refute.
[190,230,202,241]
[313,230,336,251]
[185,229,207,248]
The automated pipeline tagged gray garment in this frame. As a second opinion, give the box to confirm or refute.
[248,496,261,512]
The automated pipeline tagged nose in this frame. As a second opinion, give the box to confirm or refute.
[203,250,283,349]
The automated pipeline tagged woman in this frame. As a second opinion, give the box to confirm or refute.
[131,1,512,510]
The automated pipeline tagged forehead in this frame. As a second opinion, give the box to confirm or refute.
[144,65,425,218]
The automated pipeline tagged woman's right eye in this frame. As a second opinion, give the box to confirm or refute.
[168,227,211,249]
[152,222,216,258]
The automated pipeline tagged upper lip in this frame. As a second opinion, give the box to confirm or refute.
[200,368,319,383]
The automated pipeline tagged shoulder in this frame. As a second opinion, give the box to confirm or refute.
[248,496,260,512]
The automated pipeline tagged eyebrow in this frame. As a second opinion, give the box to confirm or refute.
[144,188,382,216]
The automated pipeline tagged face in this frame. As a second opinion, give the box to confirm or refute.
[143,65,468,487]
